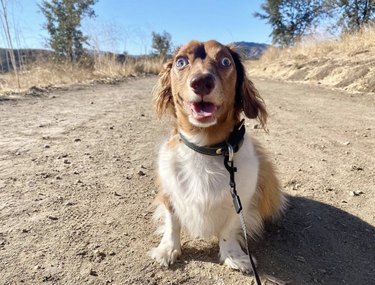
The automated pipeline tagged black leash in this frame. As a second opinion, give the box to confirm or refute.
[224,145,262,285]
[179,120,262,285]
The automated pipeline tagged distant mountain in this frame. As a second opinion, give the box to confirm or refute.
[232,42,269,59]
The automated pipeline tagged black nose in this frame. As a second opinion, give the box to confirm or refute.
[190,73,215,96]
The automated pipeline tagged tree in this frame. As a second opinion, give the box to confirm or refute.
[40,0,97,62]
[255,0,325,46]
[0,0,20,88]
[255,0,375,46]
[151,31,172,58]
[328,0,375,32]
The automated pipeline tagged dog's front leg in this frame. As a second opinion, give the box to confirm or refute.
[218,218,255,274]
[149,206,181,266]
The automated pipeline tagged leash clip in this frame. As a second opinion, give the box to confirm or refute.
[227,143,234,162]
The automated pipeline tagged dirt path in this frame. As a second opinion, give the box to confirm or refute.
[0,77,374,285]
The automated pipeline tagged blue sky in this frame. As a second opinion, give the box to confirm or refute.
[3,0,271,55]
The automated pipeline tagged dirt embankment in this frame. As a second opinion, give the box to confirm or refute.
[247,26,375,94]
[0,77,374,284]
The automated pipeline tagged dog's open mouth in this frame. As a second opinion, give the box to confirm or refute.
[188,101,218,120]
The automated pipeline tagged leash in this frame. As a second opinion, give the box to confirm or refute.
[179,120,262,285]
[224,144,262,285]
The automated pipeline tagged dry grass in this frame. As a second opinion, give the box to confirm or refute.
[247,25,375,93]
[0,55,164,96]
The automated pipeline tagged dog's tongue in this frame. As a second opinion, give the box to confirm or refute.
[190,102,217,119]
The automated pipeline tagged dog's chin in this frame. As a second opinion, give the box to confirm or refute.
[188,116,218,128]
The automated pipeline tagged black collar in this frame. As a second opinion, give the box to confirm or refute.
[179,119,246,156]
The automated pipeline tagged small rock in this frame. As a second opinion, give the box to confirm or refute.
[95,250,106,262]
[65,201,76,206]
[295,256,306,263]
[253,124,260,129]
[114,192,122,197]
[63,159,71,164]
[48,215,58,221]
[349,191,357,197]
[74,138,81,142]
[89,269,98,276]
[44,144,50,149]
[109,251,116,256]
[55,176,62,180]
[41,173,51,179]
[351,165,364,171]
[343,141,350,146]
[90,101,94,105]
[42,275,53,282]
[109,126,114,130]
[137,170,146,176]
[22,229,29,233]
[76,179,83,184]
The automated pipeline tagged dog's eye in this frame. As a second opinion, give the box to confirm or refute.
[175,57,188,69]
[221,57,231,67]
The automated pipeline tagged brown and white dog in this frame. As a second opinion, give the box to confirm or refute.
[150,40,286,273]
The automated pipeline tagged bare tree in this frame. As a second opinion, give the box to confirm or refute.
[0,0,20,88]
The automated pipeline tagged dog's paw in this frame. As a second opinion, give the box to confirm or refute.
[149,244,181,267]
[222,252,257,274]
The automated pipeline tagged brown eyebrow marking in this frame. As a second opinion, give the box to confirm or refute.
[194,44,207,59]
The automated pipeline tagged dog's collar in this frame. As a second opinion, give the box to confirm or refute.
[179,119,246,156]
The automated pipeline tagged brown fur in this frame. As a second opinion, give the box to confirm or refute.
[227,46,268,130]
[153,61,175,119]
[156,192,173,213]
[153,40,267,145]
[253,140,285,220]
[154,177,173,213]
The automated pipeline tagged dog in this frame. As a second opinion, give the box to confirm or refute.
[150,40,286,273]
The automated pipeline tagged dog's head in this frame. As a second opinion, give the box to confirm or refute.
[153,40,267,143]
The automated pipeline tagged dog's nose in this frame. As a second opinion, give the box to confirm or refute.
[190,74,215,96]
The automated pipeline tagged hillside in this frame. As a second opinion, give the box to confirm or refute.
[247,26,375,94]
[233,41,268,59]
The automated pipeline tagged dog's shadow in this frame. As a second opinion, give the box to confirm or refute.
[256,196,375,284]
[173,196,375,285]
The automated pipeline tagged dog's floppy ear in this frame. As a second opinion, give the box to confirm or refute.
[153,60,175,118]
[228,46,267,129]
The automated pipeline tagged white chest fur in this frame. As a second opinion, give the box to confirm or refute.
[158,136,260,238]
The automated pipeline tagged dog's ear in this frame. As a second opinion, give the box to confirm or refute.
[153,60,175,118]
[228,45,267,129]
